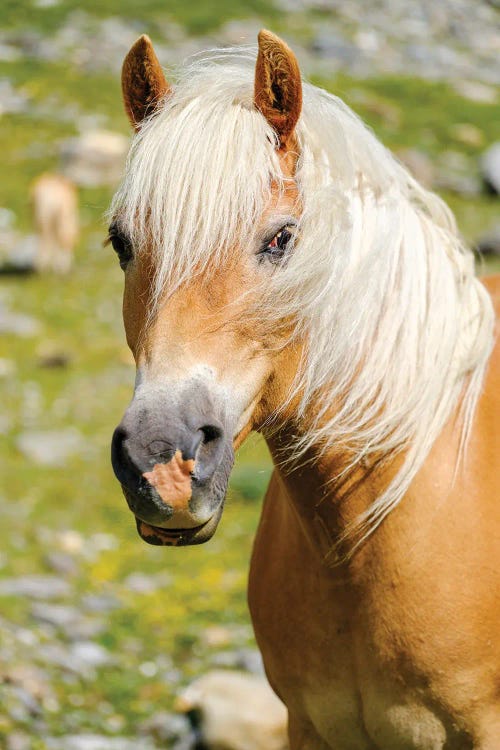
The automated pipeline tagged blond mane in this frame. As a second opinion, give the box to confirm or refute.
[110,48,494,554]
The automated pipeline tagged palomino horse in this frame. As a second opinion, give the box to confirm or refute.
[110,32,500,749]
[31,172,78,273]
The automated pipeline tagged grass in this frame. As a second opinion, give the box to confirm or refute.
[0,4,499,743]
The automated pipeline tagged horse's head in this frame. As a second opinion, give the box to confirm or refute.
[110,31,303,546]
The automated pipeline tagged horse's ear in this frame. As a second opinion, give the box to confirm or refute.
[254,30,302,148]
[122,35,170,131]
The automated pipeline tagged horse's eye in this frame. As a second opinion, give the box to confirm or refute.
[259,225,296,264]
[108,230,133,270]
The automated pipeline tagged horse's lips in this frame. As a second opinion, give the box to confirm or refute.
[134,514,217,546]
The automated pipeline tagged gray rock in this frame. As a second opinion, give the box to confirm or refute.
[44,550,80,577]
[210,648,265,675]
[310,30,359,65]
[35,640,112,678]
[0,302,40,337]
[30,602,103,640]
[475,225,500,256]
[452,80,499,104]
[0,78,29,115]
[6,732,31,750]
[0,206,16,229]
[60,130,129,188]
[396,148,435,188]
[69,641,112,669]
[481,142,500,195]
[139,710,191,743]
[31,603,84,629]
[45,735,156,750]
[16,428,86,466]
[0,357,15,378]
[434,151,482,196]
[6,234,38,270]
[0,575,72,599]
[80,593,121,613]
[124,571,160,594]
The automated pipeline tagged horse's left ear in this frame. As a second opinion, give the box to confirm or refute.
[254,30,302,149]
[121,35,170,131]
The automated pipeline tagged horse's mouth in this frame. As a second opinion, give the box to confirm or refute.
[134,514,219,547]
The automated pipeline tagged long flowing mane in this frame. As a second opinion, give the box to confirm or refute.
[111,48,494,554]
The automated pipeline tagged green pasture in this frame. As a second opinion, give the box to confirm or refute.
[0,1,499,743]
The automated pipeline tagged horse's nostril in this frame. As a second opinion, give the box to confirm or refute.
[111,425,128,465]
[200,424,223,444]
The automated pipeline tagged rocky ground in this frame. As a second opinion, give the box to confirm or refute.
[1,0,499,85]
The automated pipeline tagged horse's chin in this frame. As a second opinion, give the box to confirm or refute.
[134,505,224,547]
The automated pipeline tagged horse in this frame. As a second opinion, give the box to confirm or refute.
[31,172,78,273]
[109,31,500,750]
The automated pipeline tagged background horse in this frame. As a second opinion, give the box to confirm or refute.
[31,172,78,273]
[110,31,499,749]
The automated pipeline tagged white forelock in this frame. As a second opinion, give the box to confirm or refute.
[110,47,494,555]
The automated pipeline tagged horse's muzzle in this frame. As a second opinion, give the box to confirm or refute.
[111,385,234,546]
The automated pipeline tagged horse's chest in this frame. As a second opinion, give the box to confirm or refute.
[248,493,450,750]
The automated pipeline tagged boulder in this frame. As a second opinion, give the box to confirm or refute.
[176,670,288,750]
[481,142,500,195]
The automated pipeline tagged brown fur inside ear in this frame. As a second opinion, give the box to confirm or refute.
[254,30,302,148]
[122,35,170,130]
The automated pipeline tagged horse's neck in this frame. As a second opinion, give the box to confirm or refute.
[265,430,383,563]
[264,420,456,574]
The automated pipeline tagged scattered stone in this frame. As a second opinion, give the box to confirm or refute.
[124,572,159,594]
[36,341,72,369]
[449,123,484,148]
[395,148,435,188]
[210,648,264,675]
[480,142,500,195]
[200,625,234,648]
[452,80,499,104]
[6,732,31,750]
[7,234,38,271]
[36,640,112,677]
[45,735,156,750]
[57,529,85,554]
[60,130,129,187]
[176,670,288,750]
[0,78,29,115]
[81,593,122,613]
[139,710,192,744]
[31,602,84,629]
[30,602,103,640]
[0,302,40,337]
[475,225,500,256]
[44,550,80,577]
[3,663,55,705]
[69,641,113,669]
[434,150,481,196]
[0,575,72,599]
[0,206,16,229]
[0,357,15,377]
[16,428,86,466]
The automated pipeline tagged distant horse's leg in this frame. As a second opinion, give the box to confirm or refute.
[36,232,52,272]
[288,714,331,750]
[53,211,74,274]
[53,245,72,274]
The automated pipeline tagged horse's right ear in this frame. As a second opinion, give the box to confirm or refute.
[121,35,170,131]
